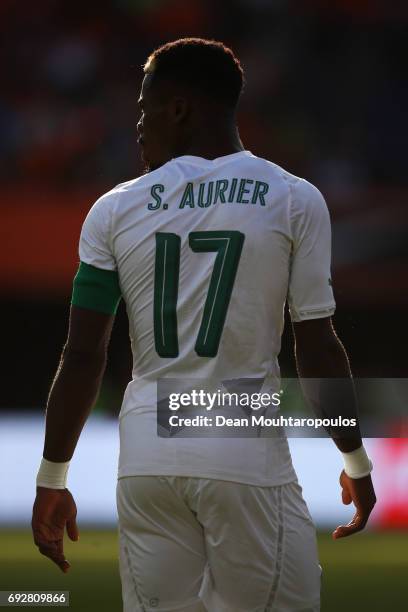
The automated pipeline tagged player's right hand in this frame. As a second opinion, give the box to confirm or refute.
[332,470,376,539]
[32,487,79,573]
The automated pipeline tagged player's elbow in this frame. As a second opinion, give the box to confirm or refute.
[295,341,344,376]
[294,319,350,377]
[293,317,339,353]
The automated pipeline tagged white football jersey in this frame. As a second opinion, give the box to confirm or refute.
[79,150,335,485]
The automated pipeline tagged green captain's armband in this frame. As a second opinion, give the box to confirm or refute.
[71,262,122,315]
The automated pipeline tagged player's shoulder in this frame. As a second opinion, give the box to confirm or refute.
[254,154,327,218]
[92,165,172,213]
[112,164,171,195]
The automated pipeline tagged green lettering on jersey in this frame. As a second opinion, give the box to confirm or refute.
[227,178,238,203]
[214,179,229,204]
[153,230,245,358]
[251,181,269,206]
[189,231,245,357]
[148,184,164,210]
[179,182,195,208]
[237,178,254,204]
[197,181,214,208]
[154,233,180,357]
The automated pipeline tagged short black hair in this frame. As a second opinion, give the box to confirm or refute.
[144,38,244,109]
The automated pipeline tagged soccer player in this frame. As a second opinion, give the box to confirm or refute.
[32,39,376,611]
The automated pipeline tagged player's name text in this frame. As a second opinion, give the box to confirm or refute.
[148,179,270,210]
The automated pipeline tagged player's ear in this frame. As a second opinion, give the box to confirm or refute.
[171,97,189,124]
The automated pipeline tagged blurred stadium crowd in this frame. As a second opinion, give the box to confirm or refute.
[2,0,407,409]
[1,0,407,189]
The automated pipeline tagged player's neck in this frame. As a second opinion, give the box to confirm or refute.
[180,122,244,160]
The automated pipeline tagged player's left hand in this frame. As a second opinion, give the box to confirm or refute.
[332,469,376,540]
[32,487,79,573]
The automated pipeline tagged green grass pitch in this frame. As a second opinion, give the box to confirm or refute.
[0,530,407,611]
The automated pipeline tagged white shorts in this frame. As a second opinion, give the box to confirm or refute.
[116,477,321,612]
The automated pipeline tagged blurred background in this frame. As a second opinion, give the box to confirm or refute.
[1,0,407,610]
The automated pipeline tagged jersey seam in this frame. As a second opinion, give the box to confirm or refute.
[282,172,295,308]
[291,305,336,322]
[282,172,295,245]
[107,189,121,258]
[292,301,336,311]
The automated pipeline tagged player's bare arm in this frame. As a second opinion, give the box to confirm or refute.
[293,316,376,539]
[32,305,114,573]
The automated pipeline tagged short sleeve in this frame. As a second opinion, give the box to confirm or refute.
[287,179,336,322]
[79,192,117,271]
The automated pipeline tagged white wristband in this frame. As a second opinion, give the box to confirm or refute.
[36,458,70,490]
[341,445,373,479]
